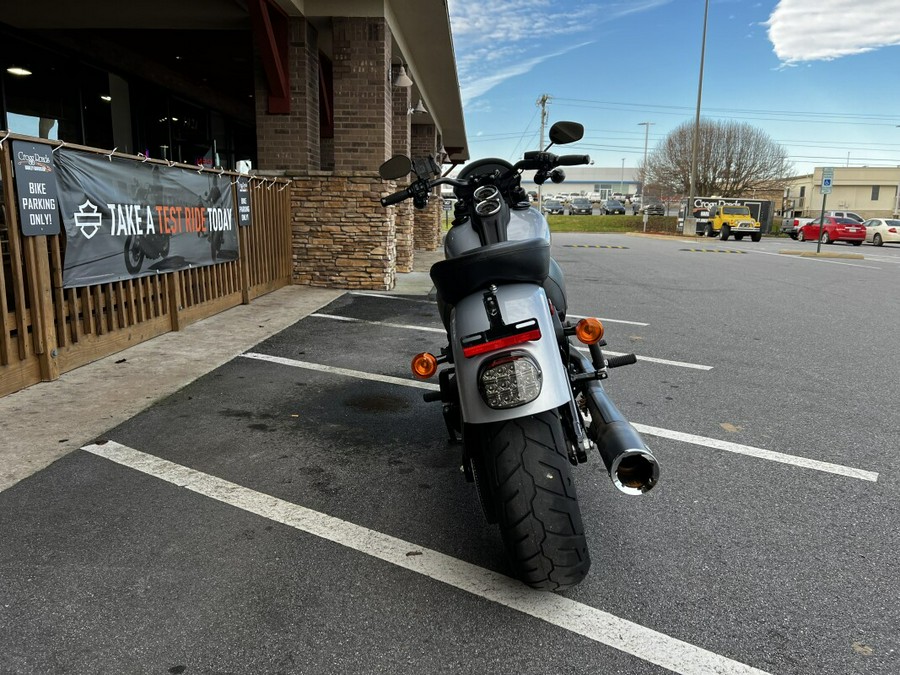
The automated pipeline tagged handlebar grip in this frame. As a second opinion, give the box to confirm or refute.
[381,188,411,207]
[558,154,591,166]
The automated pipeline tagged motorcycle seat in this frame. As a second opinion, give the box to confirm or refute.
[430,238,549,306]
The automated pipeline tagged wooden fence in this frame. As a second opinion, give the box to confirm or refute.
[0,134,293,397]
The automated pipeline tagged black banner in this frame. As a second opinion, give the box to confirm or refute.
[55,149,238,288]
[12,140,61,236]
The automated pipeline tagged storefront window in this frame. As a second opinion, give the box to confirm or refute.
[1,31,80,142]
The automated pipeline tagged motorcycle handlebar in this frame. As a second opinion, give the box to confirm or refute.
[380,188,412,207]
[558,154,591,166]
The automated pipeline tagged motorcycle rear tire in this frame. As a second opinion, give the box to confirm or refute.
[482,410,590,591]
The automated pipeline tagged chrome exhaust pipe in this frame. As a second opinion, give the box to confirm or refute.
[572,353,659,494]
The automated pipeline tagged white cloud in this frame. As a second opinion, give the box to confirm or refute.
[448,0,673,104]
[766,0,900,63]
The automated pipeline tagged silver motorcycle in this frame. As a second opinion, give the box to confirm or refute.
[379,121,659,591]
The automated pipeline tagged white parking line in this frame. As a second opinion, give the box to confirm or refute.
[860,253,900,264]
[83,440,771,675]
[240,352,877,483]
[575,346,712,371]
[311,313,445,333]
[632,424,878,483]
[350,291,434,303]
[566,313,649,327]
[308,313,709,370]
[750,250,880,269]
[241,352,439,391]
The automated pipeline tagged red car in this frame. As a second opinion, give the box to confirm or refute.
[797,216,865,245]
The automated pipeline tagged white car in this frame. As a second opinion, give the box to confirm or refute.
[826,210,864,224]
[863,218,900,246]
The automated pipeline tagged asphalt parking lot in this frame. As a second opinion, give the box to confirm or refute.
[1,233,898,674]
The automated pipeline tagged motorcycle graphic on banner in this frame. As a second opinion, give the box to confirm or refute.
[55,149,239,288]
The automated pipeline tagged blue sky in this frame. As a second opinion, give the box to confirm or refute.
[447,0,900,176]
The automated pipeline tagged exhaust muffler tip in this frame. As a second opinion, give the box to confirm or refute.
[609,449,660,495]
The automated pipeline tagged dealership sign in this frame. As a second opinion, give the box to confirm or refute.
[55,149,239,288]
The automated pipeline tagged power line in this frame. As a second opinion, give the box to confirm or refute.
[553,97,900,125]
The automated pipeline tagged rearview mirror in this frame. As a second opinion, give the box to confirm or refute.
[549,121,584,145]
[379,155,412,180]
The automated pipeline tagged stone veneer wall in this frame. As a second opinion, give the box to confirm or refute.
[414,199,442,251]
[290,172,396,289]
[395,204,414,273]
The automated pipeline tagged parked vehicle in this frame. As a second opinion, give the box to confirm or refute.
[781,217,813,239]
[863,218,900,246]
[611,192,627,203]
[378,121,659,591]
[588,191,604,203]
[797,216,865,245]
[704,204,762,241]
[640,200,665,216]
[826,210,864,224]
[600,199,625,215]
[570,197,593,215]
[542,198,564,215]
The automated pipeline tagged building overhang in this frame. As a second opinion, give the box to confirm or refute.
[270,0,467,161]
[3,0,469,161]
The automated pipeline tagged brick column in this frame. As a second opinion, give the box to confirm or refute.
[392,82,413,272]
[255,17,320,172]
[332,17,392,171]
[411,123,441,250]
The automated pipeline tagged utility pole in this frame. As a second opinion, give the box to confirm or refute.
[686,0,710,237]
[537,94,551,149]
[537,94,551,209]
[638,122,654,195]
[638,122,654,232]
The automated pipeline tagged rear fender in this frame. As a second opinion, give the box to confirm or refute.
[449,283,570,424]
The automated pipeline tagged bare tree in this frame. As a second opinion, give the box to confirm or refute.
[641,118,793,197]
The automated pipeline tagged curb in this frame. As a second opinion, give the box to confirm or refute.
[778,250,865,259]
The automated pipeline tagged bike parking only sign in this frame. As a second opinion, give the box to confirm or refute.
[821,167,833,194]
[12,140,61,236]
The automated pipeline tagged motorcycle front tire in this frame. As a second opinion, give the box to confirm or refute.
[124,236,145,274]
[481,410,590,591]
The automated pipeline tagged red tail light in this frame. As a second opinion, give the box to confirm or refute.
[461,319,541,358]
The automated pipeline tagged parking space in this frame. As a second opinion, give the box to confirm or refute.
[1,233,898,674]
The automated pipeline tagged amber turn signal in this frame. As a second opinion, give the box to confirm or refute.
[575,318,604,345]
[411,352,438,379]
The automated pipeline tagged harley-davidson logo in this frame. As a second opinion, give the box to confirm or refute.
[74,199,102,239]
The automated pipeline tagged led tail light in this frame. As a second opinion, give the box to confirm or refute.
[478,351,542,409]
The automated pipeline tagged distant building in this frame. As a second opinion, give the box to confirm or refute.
[783,167,900,219]
[521,167,639,200]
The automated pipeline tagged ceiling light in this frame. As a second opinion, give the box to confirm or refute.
[392,65,413,88]
[407,99,428,115]
[100,95,112,102]
[6,67,32,76]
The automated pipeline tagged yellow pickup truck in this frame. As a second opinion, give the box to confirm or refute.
[705,204,762,242]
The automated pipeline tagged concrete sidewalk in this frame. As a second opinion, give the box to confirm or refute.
[0,249,441,492]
